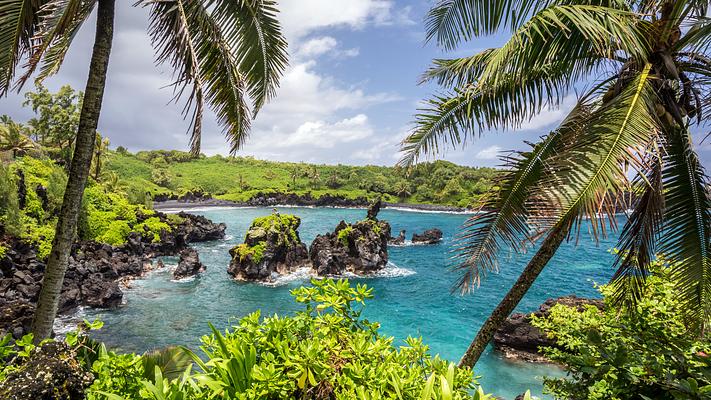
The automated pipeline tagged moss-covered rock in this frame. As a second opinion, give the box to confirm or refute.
[227,213,309,281]
[309,216,391,276]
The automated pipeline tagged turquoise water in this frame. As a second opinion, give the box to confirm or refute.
[83,207,620,399]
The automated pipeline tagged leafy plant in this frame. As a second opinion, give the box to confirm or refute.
[532,261,711,400]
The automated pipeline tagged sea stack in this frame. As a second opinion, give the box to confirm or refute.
[309,201,391,276]
[227,213,309,282]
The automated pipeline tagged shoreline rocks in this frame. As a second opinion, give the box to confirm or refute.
[227,214,310,281]
[173,248,205,280]
[0,210,226,338]
[492,296,604,362]
[411,228,443,244]
[389,230,406,245]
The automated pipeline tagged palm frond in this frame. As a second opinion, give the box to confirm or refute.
[659,126,711,333]
[0,0,45,94]
[547,65,658,237]
[19,0,97,87]
[673,16,711,55]
[609,143,664,305]
[401,61,605,166]
[424,0,634,50]
[143,0,260,154]
[210,0,288,112]
[451,100,592,292]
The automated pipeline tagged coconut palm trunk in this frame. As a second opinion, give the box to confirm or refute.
[458,222,570,368]
[31,0,115,341]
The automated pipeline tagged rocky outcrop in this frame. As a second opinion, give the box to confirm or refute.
[411,228,443,244]
[0,211,226,338]
[309,202,391,276]
[389,230,406,246]
[227,214,309,281]
[173,248,205,280]
[493,296,604,362]
[0,341,94,400]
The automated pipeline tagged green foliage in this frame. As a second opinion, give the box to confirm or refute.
[337,225,353,247]
[134,217,172,243]
[231,242,266,264]
[532,261,711,400]
[105,152,497,208]
[0,164,21,236]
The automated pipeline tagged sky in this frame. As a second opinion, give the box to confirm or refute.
[1,0,709,168]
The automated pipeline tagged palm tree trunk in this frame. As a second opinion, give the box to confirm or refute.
[31,0,115,341]
[458,222,570,368]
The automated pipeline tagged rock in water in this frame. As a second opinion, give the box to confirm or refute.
[411,228,443,244]
[366,199,381,220]
[310,217,391,276]
[389,230,406,246]
[227,214,309,281]
[173,248,205,279]
[493,295,604,362]
[0,341,94,400]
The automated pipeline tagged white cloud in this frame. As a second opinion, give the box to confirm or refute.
[297,36,339,57]
[475,145,502,160]
[278,0,399,39]
[279,114,373,148]
[296,36,361,60]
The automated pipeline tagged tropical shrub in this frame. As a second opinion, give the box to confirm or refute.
[532,262,711,400]
[81,279,490,399]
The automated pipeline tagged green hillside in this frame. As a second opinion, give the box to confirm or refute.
[106,149,498,208]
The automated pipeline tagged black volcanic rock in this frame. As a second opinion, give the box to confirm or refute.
[0,211,226,338]
[173,248,205,279]
[309,215,391,276]
[0,341,94,400]
[493,296,604,362]
[389,230,406,245]
[411,228,443,244]
[228,213,309,281]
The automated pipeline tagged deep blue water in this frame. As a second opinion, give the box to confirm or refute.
[81,206,620,399]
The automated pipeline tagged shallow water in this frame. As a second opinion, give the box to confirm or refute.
[81,206,620,399]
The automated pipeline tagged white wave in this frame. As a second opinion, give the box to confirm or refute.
[383,206,477,215]
[258,267,316,287]
[171,275,198,283]
[389,240,441,247]
[339,262,416,279]
[52,307,88,337]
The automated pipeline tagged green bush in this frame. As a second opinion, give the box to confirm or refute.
[84,279,489,399]
[532,261,711,400]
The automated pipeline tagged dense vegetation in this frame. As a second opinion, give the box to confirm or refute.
[106,149,497,208]
[533,261,711,399]
[0,155,174,259]
[1,279,501,400]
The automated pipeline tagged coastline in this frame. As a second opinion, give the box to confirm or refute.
[153,198,474,214]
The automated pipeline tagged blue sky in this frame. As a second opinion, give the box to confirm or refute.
[1,0,709,168]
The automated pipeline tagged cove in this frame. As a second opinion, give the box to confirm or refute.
[80,206,620,399]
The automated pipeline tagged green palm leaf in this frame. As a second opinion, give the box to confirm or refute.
[210,0,288,112]
[547,65,657,235]
[17,0,96,87]
[658,127,711,333]
[609,146,664,305]
[0,0,45,94]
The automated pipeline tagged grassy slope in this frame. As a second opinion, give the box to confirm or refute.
[106,151,498,208]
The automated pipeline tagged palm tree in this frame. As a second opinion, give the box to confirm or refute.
[0,115,35,158]
[92,132,110,181]
[0,0,288,340]
[401,0,710,367]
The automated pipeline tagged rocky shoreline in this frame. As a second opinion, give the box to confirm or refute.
[153,193,473,213]
[0,211,225,339]
[492,296,604,362]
